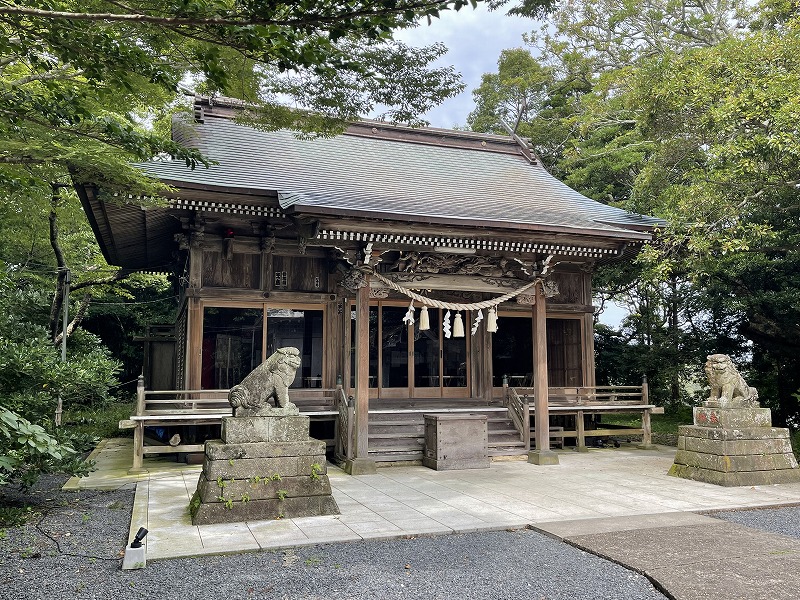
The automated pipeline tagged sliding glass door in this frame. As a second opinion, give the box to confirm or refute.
[200,303,324,390]
[351,302,470,398]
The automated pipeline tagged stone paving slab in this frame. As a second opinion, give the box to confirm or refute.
[565,522,800,570]
[646,554,800,600]
[68,436,800,590]
[562,521,800,600]
[533,511,717,539]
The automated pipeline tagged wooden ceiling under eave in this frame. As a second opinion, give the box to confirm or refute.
[77,184,179,270]
[77,182,284,270]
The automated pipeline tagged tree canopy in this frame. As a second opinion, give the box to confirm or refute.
[470,0,800,421]
[2,0,560,486]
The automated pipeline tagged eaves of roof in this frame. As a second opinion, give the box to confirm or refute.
[136,113,662,243]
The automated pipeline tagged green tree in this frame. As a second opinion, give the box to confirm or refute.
[470,1,800,422]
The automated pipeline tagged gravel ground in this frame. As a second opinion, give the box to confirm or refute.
[0,474,667,600]
[711,505,800,539]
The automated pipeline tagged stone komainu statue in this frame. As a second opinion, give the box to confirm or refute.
[228,347,302,416]
[705,354,759,408]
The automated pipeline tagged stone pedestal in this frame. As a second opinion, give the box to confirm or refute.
[669,404,800,487]
[190,409,339,525]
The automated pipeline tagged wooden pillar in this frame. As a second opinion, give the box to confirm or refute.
[129,375,146,473]
[187,297,203,390]
[528,280,559,465]
[638,409,654,448]
[637,375,656,449]
[583,312,596,387]
[345,277,377,475]
[576,409,588,452]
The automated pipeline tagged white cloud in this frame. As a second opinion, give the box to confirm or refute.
[393,5,537,128]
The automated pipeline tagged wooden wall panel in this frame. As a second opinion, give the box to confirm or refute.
[549,271,587,305]
[203,251,260,288]
[272,256,328,292]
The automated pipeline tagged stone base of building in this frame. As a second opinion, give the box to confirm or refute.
[190,414,339,525]
[527,449,560,465]
[343,457,378,475]
[669,405,800,487]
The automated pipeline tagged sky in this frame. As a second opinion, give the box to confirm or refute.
[394,7,628,328]
[393,5,538,128]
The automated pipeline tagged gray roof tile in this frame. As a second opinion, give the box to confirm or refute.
[138,116,661,238]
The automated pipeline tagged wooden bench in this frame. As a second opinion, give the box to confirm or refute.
[120,377,337,473]
[507,384,664,452]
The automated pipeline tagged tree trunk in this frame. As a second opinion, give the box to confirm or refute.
[53,293,92,346]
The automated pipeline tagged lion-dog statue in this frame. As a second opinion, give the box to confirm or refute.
[705,353,759,408]
[228,347,302,416]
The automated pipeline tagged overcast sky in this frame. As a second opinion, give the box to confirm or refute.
[394,5,538,128]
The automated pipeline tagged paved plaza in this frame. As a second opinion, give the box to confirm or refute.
[67,438,800,562]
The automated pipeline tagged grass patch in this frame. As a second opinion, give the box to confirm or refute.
[62,399,136,441]
[598,404,693,446]
[0,506,38,527]
[600,404,692,435]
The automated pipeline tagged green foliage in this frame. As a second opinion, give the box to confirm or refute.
[0,405,93,487]
[62,401,136,441]
[1,1,490,202]
[0,506,37,527]
[0,270,121,422]
[189,491,201,519]
[601,405,693,442]
[469,0,800,422]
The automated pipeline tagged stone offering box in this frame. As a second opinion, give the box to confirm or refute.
[422,413,489,471]
[190,409,339,525]
[669,404,800,487]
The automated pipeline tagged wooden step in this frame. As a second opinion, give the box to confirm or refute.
[369,421,425,429]
[367,438,424,449]
[369,432,424,440]
[371,451,424,462]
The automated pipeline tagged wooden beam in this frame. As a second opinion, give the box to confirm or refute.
[187,297,203,390]
[346,276,377,474]
[529,280,559,465]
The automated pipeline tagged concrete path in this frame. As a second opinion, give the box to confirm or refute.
[68,438,800,598]
[536,512,800,600]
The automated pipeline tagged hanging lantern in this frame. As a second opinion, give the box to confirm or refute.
[453,312,465,338]
[487,307,498,333]
[419,305,430,331]
[443,310,452,339]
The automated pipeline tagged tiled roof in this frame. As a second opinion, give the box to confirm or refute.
[137,109,661,240]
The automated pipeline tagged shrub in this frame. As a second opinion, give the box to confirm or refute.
[0,406,93,488]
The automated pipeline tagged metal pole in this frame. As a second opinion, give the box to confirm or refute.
[61,268,69,362]
[55,268,69,427]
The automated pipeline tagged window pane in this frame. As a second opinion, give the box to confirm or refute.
[382,306,409,388]
[201,307,263,389]
[492,315,533,387]
[414,309,440,388]
[547,318,583,387]
[350,306,378,388]
[267,308,324,388]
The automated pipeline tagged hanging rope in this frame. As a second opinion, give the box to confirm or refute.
[369,270,539,311]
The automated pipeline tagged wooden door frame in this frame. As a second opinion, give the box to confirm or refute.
[349,301,472,399]
[491,309,587,396]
